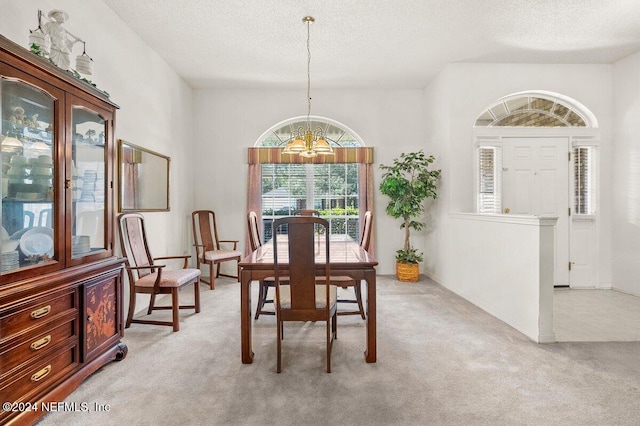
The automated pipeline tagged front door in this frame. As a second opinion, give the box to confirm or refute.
[502,137,569,286]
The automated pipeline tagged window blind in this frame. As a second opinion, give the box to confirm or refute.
[574,146,594,215]
[478,146,501,213]
[261,163,360,241]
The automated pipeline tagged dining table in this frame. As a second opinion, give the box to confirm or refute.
[238,234,379,364]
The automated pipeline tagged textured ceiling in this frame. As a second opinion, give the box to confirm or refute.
[102,0,640,89]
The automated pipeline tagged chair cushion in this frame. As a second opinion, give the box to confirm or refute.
[260,276,288,287]
[321,276,357,286]
[277,285,337,309]
[135,269,201,288]
[204,249,242,262]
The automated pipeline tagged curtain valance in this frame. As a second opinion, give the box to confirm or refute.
[247,147,374,164]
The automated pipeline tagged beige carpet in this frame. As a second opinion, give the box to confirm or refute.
[37,276,640,425]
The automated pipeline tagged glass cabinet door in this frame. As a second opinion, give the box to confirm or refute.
[70,105,108,260]
[1,76,57,275]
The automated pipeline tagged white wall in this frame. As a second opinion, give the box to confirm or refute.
[444,214,556,343]
[192,88,427,274]
[422,67,452,277]
[612,50,640,296]
[1,0,195,313]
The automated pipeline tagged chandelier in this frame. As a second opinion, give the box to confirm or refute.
[282,16,334,158]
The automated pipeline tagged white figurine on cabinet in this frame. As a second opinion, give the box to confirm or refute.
[42,9,80,70]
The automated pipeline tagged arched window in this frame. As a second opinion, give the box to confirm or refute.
[474,91,597,128]
[246,116,374,254]
[256,117,364,148]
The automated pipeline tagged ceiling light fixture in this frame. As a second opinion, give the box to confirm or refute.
[282,16,333,158]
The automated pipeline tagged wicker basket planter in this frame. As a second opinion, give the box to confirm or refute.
[396,261,419,282]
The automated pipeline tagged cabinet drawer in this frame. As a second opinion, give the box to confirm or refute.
[1,289,77,341]
[0,344,78,405]
[0,318,76,377]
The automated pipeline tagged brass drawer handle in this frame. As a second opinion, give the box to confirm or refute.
[30,335,52,351]
[30,305,51,319]
[30,364,52,382]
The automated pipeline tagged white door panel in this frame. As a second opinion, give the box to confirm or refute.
[540,145,559,160]
[570,220,595,286]
[539,169,559,214]
[502,137,570,286]
[512,170,533,214]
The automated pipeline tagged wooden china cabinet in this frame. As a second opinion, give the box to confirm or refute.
[0,36,126,425]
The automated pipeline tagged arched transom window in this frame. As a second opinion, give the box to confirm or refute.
[474,92,594,128]
[257,117,363,148]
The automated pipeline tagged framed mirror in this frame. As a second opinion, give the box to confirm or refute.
[118,140,170,212]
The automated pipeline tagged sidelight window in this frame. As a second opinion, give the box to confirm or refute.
[477,146,501,214]
[573,146,595,215]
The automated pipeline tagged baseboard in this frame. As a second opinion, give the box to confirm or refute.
[537,332,556,343]
[423,271,442,285]
[611,287,640,298]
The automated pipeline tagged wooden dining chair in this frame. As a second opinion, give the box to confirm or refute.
[191,210,241,290]
[273,216,337,373]
[332,211,373,319]
[118,213,201,332]
[247,210,262,253]
[294,209,320,216]
[248,211,275,319]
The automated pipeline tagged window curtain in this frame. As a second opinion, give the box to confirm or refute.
[247,147,373,164]
[121,145,140,210]
[246,147,375,255]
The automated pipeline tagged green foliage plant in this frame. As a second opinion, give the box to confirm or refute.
[29,44,110,98]
[379,150,440,264]
[30,43,46,58]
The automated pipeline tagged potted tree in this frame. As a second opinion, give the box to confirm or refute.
[379,150,440,282]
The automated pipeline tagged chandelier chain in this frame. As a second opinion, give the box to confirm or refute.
[281,16,333,158]
[306,18,312,129]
